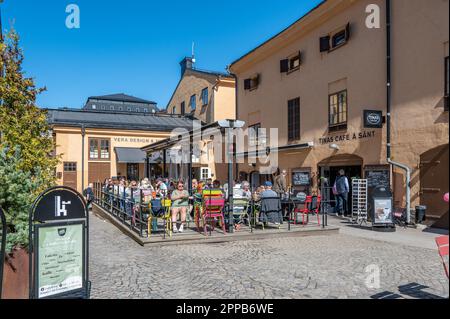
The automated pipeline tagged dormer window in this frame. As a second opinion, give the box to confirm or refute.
[280,52,301,74]
[320,23,350,52]
[244,74,260,91]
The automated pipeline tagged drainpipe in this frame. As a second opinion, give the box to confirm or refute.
[385,0,412,223]
[81,125,86,192]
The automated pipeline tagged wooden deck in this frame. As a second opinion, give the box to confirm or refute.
[92,203,340,247]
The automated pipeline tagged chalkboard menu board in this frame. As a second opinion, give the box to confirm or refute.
[365,166,390,189]
[292,171,310,186]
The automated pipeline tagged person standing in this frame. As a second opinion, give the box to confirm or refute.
[273,169,287,197]
[83,183,94,210]
[334,169,349,217]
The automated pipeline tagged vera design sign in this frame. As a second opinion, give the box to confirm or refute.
[364,110,383,128]
[37,224,84,298]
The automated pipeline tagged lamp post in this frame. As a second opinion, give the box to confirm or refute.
[218,119,245,233]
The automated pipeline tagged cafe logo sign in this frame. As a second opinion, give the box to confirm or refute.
[364,110,383,128]
[55,196,71,217]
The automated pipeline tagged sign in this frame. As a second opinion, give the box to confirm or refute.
[36,223,84,298]
[29,186,89,299]
[318,130,376,145]
[0,208,6,298]
[292,171,310,186]
[365,167,390,189]
[364,110,383,128]
[373,198,393,224]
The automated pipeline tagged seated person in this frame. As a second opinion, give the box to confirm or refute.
[238,181,252,200]
[261,181,278,198]
[171,181,190,233]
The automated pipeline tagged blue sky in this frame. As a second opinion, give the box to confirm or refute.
[1,0,323,109]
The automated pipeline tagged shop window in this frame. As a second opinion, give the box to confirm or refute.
[329,90,347,132]
[280,52,301,74]
[244,74,260,91]
[89,138,110,160]
[63,162,77,172]
[190,94,197,111]
[288,98,300,141]
[445,56,449,111]
[201,88,208,106]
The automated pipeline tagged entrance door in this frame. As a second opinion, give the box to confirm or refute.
[420,144,449,229]
[127,163,139,181]
[320,165,362,213]
[63,162,78,190]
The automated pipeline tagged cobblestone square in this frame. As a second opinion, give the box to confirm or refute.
[89,212,449,299]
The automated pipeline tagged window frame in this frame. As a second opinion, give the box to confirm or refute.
[63,162,77,172]
[180,101,186,115]
[201,88,209,106]
[88,137,111,160]
[328,90,348,132]
[287,97,301,141]
[190,94,197,111]
[244,74,260,91]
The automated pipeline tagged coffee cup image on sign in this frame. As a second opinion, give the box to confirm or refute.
[58,228,67,236]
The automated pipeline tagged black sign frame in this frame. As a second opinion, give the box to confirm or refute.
[292,171,311,186]
[29,186,89,299]
[0,207,6,299]
[363,110,383,128]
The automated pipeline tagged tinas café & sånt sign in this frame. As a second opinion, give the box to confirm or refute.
[318,130,376,145]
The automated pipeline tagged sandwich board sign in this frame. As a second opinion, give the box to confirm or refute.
[29,186,89,299]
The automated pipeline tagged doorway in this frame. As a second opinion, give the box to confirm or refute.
[127,163,139,181]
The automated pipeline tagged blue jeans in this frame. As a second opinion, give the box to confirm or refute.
[336,192,348,215]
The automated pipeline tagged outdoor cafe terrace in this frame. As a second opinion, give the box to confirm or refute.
[91,182,338,246]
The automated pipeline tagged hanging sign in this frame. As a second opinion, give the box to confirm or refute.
[364,110,383,128]
[29,186,89,299]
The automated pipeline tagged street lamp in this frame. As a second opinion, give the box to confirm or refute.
[218,119,245,233]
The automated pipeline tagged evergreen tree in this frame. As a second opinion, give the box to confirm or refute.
[0,28,59,252]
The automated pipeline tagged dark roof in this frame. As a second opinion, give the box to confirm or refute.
[46,108,193,132]
[229,0,327,68]
[188,67,233,79]
[87,93,157,105]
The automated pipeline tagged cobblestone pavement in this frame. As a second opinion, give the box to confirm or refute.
[89,212,449,299]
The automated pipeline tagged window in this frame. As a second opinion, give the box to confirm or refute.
[118,106,123,111]
[110,106,114,110]
[127,107,131,111]
[89,138,110,160]
[63,162,77,172]
[244,74,260,91]
[172,106,176,114]
[144,108,148,113]
[280,52,301,73]
[201,88,208,106]
[320,23,350,52]
[101,105,106,110]
[190,94,197,111]
[92,104,96,109]
[445,56,449,111]
[329,90,347,131]
[201,167,211,180]
[288,98,300,141]
[248,123,261,147]
[181,101,186,115]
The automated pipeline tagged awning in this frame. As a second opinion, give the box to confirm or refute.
[235,141,314,158]
[114,147,147,164]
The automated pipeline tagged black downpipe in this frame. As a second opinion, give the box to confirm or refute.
[386,0,391,159]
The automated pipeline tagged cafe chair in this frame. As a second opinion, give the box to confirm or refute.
[259,196,283,229]
[230,197,250,230]
[201,189,226,236]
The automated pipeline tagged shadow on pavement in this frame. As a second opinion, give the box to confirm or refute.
[371,282,447,299]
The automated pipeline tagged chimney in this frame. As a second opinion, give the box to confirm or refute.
[180,57,194,75]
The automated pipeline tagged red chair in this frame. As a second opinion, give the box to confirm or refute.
[292,195,321,226]
[435,235,449,279]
